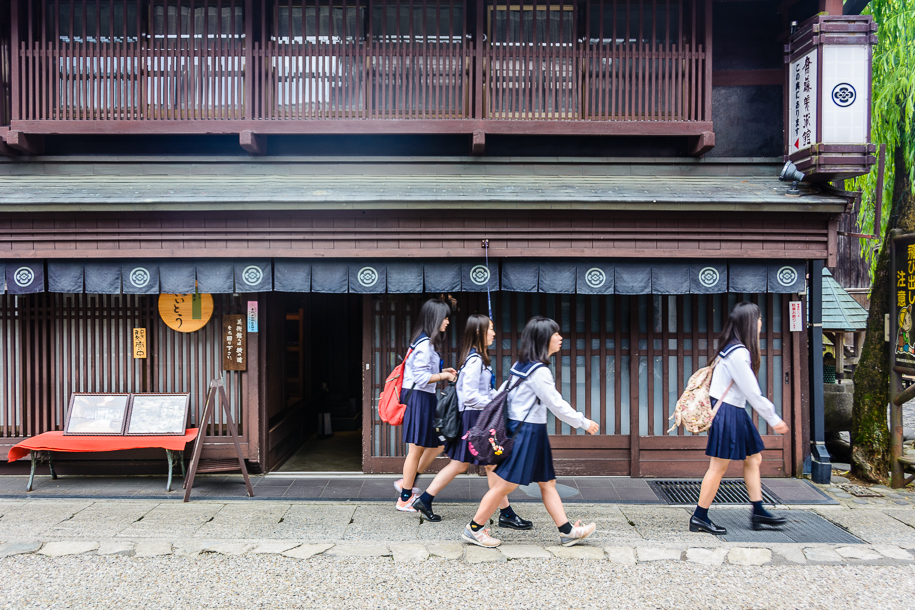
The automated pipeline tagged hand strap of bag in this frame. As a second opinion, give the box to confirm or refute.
[710,380,735,421]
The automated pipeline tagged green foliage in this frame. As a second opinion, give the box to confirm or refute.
[849,0,915,271]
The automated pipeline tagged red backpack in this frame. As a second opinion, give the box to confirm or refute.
[379,340,425,426]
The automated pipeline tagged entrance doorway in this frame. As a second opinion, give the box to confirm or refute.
[267,293,364,472]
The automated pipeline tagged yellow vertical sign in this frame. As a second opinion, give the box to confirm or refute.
[133,328,147,359]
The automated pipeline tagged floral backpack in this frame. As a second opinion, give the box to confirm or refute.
[667,344,739,434]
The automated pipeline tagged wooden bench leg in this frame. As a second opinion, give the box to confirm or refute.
[47,452,57,480]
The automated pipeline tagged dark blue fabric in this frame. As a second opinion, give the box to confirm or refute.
[652,263,690,294]
[445,410,485,464]
[0,262,4,292]
[495,421,556,485]
[501,261,539,292]
[121,262,159,295]
[689,262,728,294]
[84,262,121,294]
[614,262,651,295]
[576,262,614,294]
[48,262,85,293]
[6,261,45,294]
[349,263,386,293]
[410,333,430,350]
[423,262,461,293]
[196,260,235,294]
[401,388,441,448]
[705,402,766,460]
[768,262,805,293]
[728,262,768,293]
[235,260,272,293]
[311,262,349,293]
[461,261,499,293]
[509,361,545,379]
[539,262,576,294]
[274,260,311,292]
[159,261,197,294]
[386,261,423,293]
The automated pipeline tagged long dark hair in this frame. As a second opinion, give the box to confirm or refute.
[411,298,452,354]
[717,301,761,375]
[459,314,492,367]
[518,316,560,365]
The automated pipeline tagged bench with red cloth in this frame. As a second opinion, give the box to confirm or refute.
[7,429,199,493]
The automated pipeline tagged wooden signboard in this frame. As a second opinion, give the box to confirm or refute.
[132,328,147,359]
[223,314,247,371]
[158,293,214,333]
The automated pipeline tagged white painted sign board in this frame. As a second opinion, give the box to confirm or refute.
[789,301,804,332]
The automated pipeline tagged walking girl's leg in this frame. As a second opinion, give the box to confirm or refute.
[743,452,762,502]
[485,464,533,529]
[399,443,425,499]
[417,445,444,473]
[461,473,517,547]
[412,458,469,521]
[690,457,730,534]
[537,480,597,546]
[744,452,786,528]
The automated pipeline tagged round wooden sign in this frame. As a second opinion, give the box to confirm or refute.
[158,293,214,333]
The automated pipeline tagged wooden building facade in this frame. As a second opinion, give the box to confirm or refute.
[0,0,864,478]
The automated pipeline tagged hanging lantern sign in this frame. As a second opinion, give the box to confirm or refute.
[158,293,214,333]
[784,15,877,181]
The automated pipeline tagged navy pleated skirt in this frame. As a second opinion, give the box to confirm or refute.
[444,410,484,464]
[495,421,556,486]
[706,401,766,461]
[401,388,442,448]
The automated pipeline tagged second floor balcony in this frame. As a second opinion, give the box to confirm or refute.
[0,0,713,153]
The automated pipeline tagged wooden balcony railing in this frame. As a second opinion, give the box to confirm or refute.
[3,0,712,150]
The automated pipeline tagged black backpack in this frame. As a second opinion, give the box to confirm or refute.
[434,353,482,442]
[463,364,543,465]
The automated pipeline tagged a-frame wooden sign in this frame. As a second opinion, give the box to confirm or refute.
[183,378,254,502]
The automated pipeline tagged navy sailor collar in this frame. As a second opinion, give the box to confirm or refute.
[509,360,546,379]
[410,333,430,350]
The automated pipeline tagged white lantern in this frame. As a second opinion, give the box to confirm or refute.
[785,15,877,181]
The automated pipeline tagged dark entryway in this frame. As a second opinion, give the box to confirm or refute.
[264,293,364,472]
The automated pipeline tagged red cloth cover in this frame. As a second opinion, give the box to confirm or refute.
[7,429,199,462]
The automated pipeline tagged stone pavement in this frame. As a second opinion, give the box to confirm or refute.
[2,482,915,609]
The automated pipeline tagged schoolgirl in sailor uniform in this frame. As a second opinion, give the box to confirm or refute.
[410,314,532,530]
[690,302,790,535]
[461,316,600,548]
[395,298,457,512]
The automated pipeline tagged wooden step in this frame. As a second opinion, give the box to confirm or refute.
[898,456,915,472]
[195,458,245,474]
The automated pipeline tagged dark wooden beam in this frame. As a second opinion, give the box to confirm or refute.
[471,130,485,155]
[689,132,716,157]
[0,140,20,158]
[10,119,715,138]
[239,130,266,156]
[4,131,44,155]
[713,69,783,87]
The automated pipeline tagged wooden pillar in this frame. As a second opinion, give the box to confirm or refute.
[10,0,19,121]
[835,331,845,380]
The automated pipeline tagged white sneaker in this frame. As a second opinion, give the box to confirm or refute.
[560,521,597,547]
[394,478,422,496]
[461,524,501,548]
[396,494,419,513]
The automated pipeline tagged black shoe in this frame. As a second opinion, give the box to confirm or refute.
[750,512,787,530]
[689,515,727,535]
[410,496,442,522]
[499,512,534,530]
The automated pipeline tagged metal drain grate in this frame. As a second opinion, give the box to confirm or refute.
[712,509,863,544]
[649,480,778,505]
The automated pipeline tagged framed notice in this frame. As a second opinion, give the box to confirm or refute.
[125,393,191,436]
[63,394,130,436]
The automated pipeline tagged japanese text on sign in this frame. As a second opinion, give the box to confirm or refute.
[223,315,247,371]
[789,302,803,332]
[894,239,915,368]
[789,50,817,152]
[247,301,258,333]
[132,328,147,359]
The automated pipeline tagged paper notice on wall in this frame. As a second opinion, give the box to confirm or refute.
[247,301,258,333]
[789,301,803,332]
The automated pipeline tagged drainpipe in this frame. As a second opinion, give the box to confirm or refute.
[809,259,832,483]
